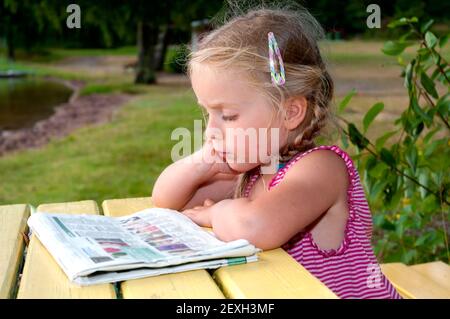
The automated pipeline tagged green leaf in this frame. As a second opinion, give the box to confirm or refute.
[340,133,349,148]
[413,122,425,137]
[369,162,388,179]
[415,233,432,247]
[424,139,444,157]
[376,215,396,231]
[369,179,388,202]
[338,89,356,113]
[404,59,415,89]
[420,71,439,99]
[425,31,438,48]
[387,17,418,28]
[423,127,440,144]
[380,148,396,167]
[399,30,414,42]
[396,219,405,239]
[418,194,439,214]
[402,249,417,264]
[382,41,409,56]
[410,96,432,126]
[375,131,397,151]
[363,102,384,133]
[436,94,450,118]
[418,169,430,199]
[420,19,434,33]
[405,144,418,172]
[348,123,369,150]
[439,34,449,48]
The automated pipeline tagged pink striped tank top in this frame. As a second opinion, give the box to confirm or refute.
[243,145,401,299]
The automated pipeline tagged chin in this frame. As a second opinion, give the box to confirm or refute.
[227,161,260,173]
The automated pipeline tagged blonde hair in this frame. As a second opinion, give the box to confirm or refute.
[186,2,334,198]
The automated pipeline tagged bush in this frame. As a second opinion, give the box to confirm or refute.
[337,17,449,264]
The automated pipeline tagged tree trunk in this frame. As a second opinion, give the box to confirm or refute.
[6,25,15,61]
[154,24,173,71]
[135,21,159,84]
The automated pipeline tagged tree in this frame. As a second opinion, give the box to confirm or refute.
[128,0,222,84]
[0,0,60,60]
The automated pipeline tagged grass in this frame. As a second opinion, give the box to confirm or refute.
[0,57,100,81]
[79,81,149,96]
[0,46,137,63]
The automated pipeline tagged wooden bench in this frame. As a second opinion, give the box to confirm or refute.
[381,262,450,299]
[0,204,29,298]
[1,197,449,299]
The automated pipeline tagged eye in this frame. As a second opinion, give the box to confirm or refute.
[221,114,238,121]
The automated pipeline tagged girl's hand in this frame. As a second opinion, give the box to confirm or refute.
[181,198,216,227]
[192,139,240,178]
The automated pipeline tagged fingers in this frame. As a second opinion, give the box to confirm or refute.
[203,198,215,207]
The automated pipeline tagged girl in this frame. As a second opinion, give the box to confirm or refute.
[152,6,401,299]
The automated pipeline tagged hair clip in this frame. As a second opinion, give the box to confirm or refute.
[268,32,286,86]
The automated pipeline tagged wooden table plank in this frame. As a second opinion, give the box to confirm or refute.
[409,261,450,291]
[381,263,450,299]
[0,204,30,299]
[213,248,338,298]
[17,200,116,299]
[101,197,154,217]
[102,197,225,298]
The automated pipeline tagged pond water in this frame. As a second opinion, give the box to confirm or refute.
[0,78,73,130]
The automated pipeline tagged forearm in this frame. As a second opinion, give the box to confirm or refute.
[210,198,284,250]
[210,198,256,242]
[152,154,213,210]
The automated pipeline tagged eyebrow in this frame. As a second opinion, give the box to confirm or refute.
[197,101,239,109]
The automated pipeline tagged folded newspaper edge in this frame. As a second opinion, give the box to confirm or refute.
[27,207,261,286]
[74,255,259,286]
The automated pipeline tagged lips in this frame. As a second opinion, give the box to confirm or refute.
[217,151,228,160]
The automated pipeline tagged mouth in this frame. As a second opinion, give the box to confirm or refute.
[216,150,230,161]
[218,151,228,160]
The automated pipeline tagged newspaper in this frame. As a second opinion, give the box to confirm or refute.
[27,207,260,286]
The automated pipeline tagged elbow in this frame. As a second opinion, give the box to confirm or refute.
[151,188,164,208]
[151,189,177,210]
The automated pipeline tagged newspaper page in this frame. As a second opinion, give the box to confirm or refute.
[27,207,260,284]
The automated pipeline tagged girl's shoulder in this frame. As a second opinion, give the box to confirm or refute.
[271,145,351,192]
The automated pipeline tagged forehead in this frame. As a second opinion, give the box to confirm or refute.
[190,63,257,108]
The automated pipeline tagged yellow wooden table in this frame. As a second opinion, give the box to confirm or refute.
[1,197,449,299]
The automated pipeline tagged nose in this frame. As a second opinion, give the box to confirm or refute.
[204,116,224,141]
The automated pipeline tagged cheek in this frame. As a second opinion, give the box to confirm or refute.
[225,120,282,162]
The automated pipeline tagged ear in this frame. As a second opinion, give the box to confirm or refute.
[283,96,308,130]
